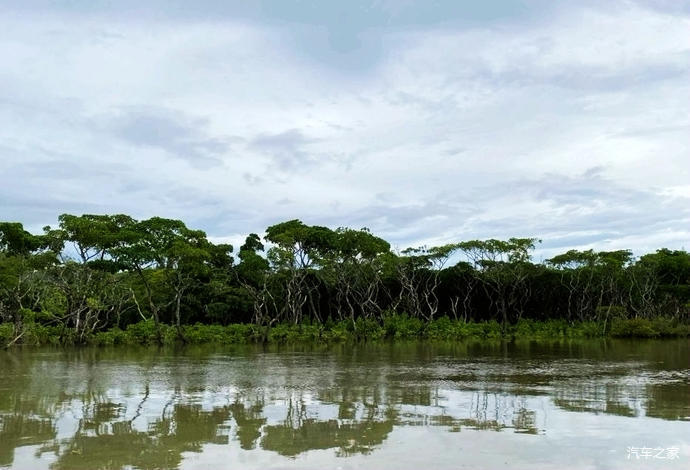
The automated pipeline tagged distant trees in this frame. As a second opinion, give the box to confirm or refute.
[2,214,689,346]
[264,219,333,324]
[393,244,460,321]
[458,238,539,326]
[321,227,390,323]
[109,217,228,342]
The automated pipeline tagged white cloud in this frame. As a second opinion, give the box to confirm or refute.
[0,1,688,256]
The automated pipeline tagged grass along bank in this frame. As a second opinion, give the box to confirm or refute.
[2,314,689,348]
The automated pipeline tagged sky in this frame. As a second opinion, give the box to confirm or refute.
[1,0,689,259]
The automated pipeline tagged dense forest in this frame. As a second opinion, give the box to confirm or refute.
[1,214,689,347]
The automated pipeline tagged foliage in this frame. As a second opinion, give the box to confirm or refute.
[1,214,689,348]
[4,315,688,348]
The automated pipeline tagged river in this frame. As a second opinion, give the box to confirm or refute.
[1,339,688,469]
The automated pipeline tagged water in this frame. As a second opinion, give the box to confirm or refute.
[1,340,688,469]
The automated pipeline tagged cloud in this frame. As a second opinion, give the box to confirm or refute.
[0,0,688,258]
[99,107,230,168]
[461,170,690,255]
[249,129,320,171]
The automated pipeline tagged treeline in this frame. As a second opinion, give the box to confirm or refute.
[1,214,689,346]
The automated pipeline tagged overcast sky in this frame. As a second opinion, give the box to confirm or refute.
[1,0,688,258]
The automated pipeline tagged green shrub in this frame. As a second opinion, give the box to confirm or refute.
[513,319,534,337]
[353,317,384,340]
[649,317,690,337]
[0,323,15,345]
[610,318,658,338]
[322,321,351,342]
[298,323,324,341]
[23,323,63,346]
[91,327,127,346]
[267,324,295,343]
[577,321,603,338]
[3,312,689,349]
[425,316,457,340]
[228,323,256,343]
[125,320,167,345]
[383,313,424,339]
[478,320,503,339]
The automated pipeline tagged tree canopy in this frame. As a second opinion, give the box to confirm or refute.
[1,214,689,345]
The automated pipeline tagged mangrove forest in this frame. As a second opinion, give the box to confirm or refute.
[1,214,689,347]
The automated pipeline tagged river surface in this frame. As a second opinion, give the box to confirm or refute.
[0,340,688,469]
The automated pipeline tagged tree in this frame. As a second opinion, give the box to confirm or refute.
[320,227,390,324]
[109,217,220,342]
[394,244,460,321]
[2,213,690,344]
[236,234,274,326]
[440,261,478,321]
[41,262,132,343]
[458,238,539,325]
[0,222,56,347]
[0,222,46,256]
[547,250,599,321]
[48,214,136,264]
[265,220,336,324]
[637,249,690,319]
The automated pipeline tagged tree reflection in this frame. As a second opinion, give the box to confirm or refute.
[261,397,394,457]
[553,382,640,418]
[0,415,56,467]
[49,401,232,470]
[229,400,266,450]
[0,342,688,468]
[645,384,690,420]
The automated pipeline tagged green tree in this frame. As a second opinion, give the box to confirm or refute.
[109,217,220,342]
[265,220,336,324]
[458,238,539,325]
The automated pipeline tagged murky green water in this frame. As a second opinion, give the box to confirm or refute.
[0,340,688,469]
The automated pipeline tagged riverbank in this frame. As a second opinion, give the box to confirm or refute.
[2,314,689,347]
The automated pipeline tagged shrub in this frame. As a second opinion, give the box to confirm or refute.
[383,313,424,339]
[577,321,603,338]
[298,323,324,342]
[425,316,456,340]
[125,320,167,345]
[91,327,127,346]
[479,320,503,339]
[322,321,351,342]
[610,318,658,338]
[0,323,15,345]
[353,317,384,340]
[267,324,295,343]
[649,317,690,337]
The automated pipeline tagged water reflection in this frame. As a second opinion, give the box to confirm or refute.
[0,340,688,469]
